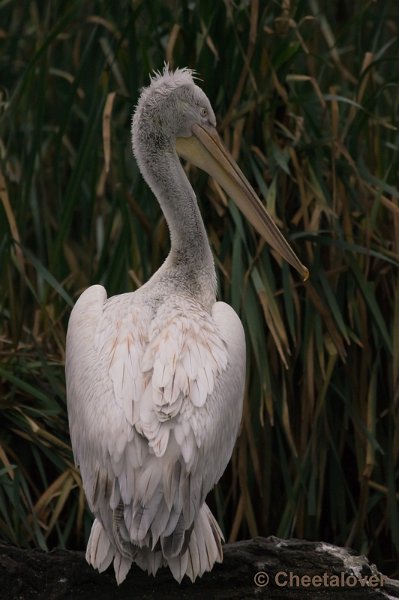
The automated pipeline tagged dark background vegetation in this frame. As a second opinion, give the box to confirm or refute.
[1,0,398,579]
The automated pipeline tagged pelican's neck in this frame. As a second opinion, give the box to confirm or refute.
[139,143,216,306]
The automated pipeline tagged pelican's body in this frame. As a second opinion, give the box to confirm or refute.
[66,67,307,584]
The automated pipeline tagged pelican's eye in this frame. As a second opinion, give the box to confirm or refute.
[200,106,208,118]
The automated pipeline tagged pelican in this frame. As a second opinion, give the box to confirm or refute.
[65,66,308,585]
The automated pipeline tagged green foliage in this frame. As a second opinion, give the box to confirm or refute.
[1,0,399,577]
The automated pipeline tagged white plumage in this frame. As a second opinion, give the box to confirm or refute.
[66,66,307,585]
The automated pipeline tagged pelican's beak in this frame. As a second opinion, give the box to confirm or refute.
[176,123,309,281]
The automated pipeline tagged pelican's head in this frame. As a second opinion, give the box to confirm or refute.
[132,66,308,281]
[132,67,216,146]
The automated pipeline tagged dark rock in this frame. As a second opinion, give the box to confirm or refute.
[1,537,398,599]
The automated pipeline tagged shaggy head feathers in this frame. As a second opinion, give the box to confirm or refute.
[146,65,199,96]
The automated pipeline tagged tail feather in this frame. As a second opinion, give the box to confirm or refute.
[135,546,164,576]
[87,518,131,585]
[168,546,188,583]
[86,518,114,573]
[113,553,132,585]
[185,529,200,582]
[167,503,223,583]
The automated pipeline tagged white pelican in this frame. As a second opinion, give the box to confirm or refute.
[66,66,308,585]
